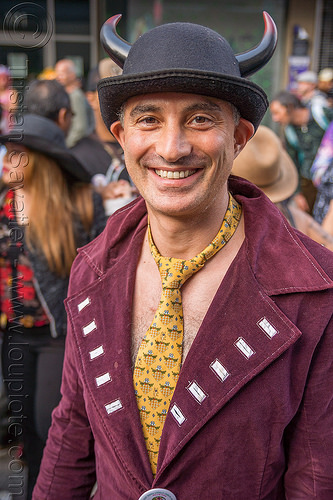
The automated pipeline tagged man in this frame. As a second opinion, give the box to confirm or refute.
[24,78,73,134]
[85,58,137,213]
[55,58,95,147]
[86,58,123,145]
[23,78,106,179]
[295,70,329,108]
[318,67,333,107]
[295,70,332,143]
[33,13,333,500]
[270,90,333,213]
[24,79,134,207]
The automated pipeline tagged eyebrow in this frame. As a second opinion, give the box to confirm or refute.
[129,100,224,119]
[129,104,161,119]
[182,101,224,114]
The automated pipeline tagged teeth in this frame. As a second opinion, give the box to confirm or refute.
[155,169,195,179]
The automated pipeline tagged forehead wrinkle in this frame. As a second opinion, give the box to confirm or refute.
[183,101,224,114]
[129,104,162,119]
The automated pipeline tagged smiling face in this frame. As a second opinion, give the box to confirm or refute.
[111,92,253,221]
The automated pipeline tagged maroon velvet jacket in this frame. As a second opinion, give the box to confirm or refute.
[33,177,333,499]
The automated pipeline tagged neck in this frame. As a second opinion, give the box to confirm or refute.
[65,81,79,93]
[147,193,230,259]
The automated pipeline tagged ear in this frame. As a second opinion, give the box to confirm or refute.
[58,107,71,128]
[233,118,254,159]
[110,120,125,148]
[85,91,99,110]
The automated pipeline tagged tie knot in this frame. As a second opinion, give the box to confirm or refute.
[148,193,242,290]
[158,257,205,290]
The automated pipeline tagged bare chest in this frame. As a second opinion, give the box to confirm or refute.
[131,288,212,368]
[131,219,244,367]
[130,257,231,368]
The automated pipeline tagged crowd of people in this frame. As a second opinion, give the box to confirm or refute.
[0,10,332,499]
[269,68,333,220]
[0,57,135,498]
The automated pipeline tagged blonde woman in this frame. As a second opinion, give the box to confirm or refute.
[0,114,106,499]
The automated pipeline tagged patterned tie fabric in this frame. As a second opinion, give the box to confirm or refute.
[133,193,242,475]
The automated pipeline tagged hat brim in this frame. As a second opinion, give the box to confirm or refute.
[97,69,268,131]
[0,133,91,183]
[259,148,299,204]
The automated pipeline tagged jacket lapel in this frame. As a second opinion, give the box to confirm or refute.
[66,227,154,488]
[155,243,303,481]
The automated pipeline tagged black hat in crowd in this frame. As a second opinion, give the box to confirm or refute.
[97,12,277,131]
[0,114,91,182]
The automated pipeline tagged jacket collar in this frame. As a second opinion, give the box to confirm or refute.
[78,176,333,295]
[232,176,333,294]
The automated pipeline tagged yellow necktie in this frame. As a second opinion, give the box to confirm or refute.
[133,193,242,474]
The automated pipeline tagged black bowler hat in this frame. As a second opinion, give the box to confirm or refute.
[0,114,92,182]
[97,12,277,131]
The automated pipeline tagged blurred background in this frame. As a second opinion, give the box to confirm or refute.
[0,0,332,129]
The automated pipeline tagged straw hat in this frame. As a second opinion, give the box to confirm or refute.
[318,68,333,82]
[232,125,298,203]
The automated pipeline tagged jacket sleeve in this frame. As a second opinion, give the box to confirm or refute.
[32,304,96,499]
[284,314,333,499]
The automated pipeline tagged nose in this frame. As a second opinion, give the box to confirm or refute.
[155,122,192,163]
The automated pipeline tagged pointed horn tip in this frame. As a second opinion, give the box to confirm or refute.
[262,11,277,39]
[100,15,122,39]
[105,14,122,26]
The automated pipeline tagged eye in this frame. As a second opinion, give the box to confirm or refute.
[193,115,208,123]
[137,116,158,126]
[188,115,214,127]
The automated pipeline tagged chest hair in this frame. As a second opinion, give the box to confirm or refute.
[131,219,244,368]
[131,257,229,368]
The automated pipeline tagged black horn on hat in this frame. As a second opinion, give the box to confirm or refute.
[100,14,130,68]
[236,12,277,77]
[100,12,277,76]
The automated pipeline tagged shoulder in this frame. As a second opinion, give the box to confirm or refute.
[69,88,85,104]
[230,175,333,290]
[324,106,333,122]
[68,196,147,295]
